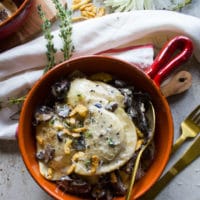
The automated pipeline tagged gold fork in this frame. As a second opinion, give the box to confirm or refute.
[140,105,200,200]
[172,105,200,154]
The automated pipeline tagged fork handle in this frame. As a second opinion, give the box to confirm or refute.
[140,136,200,200]
[171,134,186,155]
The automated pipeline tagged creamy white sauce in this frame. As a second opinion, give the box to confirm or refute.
[67,78,124,107]
[36,78,137,180]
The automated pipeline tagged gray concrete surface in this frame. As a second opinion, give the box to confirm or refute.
[0,1,200,199]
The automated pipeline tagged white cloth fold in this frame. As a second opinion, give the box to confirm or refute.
[1,10,200,139]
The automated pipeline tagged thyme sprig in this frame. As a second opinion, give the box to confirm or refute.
[37,5,57,73]
[52,0,74,60]
[1,1,74,111]
[0,95,26,111]
[8,95,27,105]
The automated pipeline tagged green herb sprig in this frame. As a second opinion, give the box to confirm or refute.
[2,1,74,111]
[37,5,57,73]
[8,95,27,105]
[52,0,74,60]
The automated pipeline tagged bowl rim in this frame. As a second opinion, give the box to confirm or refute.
[18,55,174,200]
[0,0,32,27]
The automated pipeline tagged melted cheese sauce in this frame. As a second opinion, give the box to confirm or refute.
[36,78,137,180]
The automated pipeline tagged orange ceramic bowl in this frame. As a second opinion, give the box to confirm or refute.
[0,0,33,39]
[18,36,193,199]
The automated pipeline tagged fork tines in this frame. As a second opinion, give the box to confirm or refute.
[188,105,200,127]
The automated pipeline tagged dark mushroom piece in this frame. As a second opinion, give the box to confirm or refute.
[72,135,86,151]
[127,92,151,138]
[91,184,107,199]
[110,170,127,196]
[137,102,150,138]
[56,131,65,142]
[126,106,138,120]
[36,145,55,163]
[121,153,138,175]
[55,103,71,118]
[124,94,133,108]
[105,102,118,112]
[119,88,133,108]
[57,175,92,195]
[51,80,70,101]
[135,163,146,181]
[105,189,114,200]
[90,175,114,200]
[141,142,156,171]
[34,105,54,124]
[113,79,127,88]
[36,150,45,161]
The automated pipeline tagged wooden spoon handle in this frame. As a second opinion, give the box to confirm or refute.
[161,70,192,97]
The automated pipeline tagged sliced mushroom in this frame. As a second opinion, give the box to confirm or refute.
[57,174,92,195]
[110,170,127,196]
[51,80,70,100]
[56,131,65,142]
[113,79,127,88]
[72,135,86,151]
[119,88,133,97]
[34,105,54,123]
[119,88,133,108]
[55,103,71,118]
[105,102,118,112]
[36,150,45,161]
[105,189,113,200]
[36,145,55,163]
[124,94,133,108]
[127,106,137,119]
[121,153,138,174]
[91,184,107,199]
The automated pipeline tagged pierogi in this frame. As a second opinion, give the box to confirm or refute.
[35,78,137,180]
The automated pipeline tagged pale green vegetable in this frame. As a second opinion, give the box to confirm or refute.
[104,0,192,12]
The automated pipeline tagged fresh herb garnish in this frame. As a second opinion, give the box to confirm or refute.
[4,1,74,109]
[84,159,91,170]
[49,118,55,126]
[8,95,26,105]
[0,95,26,111]
[37,5,57,73]
[52,0,74,60]
[107,137,116,147]
[72,135,86,150]
[85,131,93,138]
[37,0,74,73]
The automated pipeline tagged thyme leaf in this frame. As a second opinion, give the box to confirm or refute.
[37,5,57,73]
[3,1,74,110]
[8,95,26,105]
[52,0,74,60]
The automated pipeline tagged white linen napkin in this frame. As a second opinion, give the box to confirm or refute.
[1,10,200,139]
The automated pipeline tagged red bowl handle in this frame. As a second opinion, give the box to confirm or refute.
[145,36,193,86]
